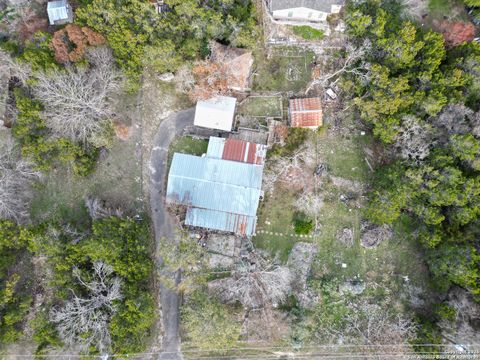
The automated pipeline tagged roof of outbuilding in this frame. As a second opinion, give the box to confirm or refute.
[269,0,344,13]
[47,0,68,9]
[206,137,267,165]
[194,96,237,132]
[289,97,323,128]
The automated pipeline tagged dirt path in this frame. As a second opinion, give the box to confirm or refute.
[149,108,195,360]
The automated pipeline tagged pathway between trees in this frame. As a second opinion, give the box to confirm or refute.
[149,108,195,360]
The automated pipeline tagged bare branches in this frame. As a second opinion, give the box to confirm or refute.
[84,196,124,220]
[0,140,40,222]
[50,261,122,354]
[32,47,122,144]
[344,302,417,358]
[394,115,433,163]
[306,40,372,93]
[209,252,293,309]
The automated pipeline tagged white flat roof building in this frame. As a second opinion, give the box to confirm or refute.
[194,96,237,132]
[47,0,72,25]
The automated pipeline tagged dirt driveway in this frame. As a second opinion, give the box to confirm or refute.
[149,108,194,360]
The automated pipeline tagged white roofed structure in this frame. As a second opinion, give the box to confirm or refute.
[47,0,73,25]
[194,96,237,132]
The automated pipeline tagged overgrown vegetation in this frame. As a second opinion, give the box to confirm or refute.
[0,220,34,345]
[31,216,155,354]
[75,0,259,90]
[292,26,325,40]
[344,0,480,301]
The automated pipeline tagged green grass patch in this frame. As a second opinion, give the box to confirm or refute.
[292,26,325,40]
[167,136,209,169]
[317,132,370,182]
[253,46,315,92]
[428,0,455,14]
[254,188,308,262]
[30,134,143,225]
[238,96,283,118]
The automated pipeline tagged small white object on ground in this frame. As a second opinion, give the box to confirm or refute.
[341,263,347,268]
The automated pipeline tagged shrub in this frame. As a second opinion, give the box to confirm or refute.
[293,212,314,235]
[292,26,325,40]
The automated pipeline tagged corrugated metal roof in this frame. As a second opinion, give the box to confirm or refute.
[289,97,323,128]
[186,208,256,236]
[167,153,263,216]
[223,138,266,165]
[47,0,69,25]
[206,136,225,158]
[194,96,237,132]
[206,137,266,165]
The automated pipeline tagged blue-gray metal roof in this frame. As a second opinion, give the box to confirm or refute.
[166,153,263,217]
[206,136,225,159]
[186,208,256,236]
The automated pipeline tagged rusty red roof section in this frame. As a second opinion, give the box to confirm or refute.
[289,97,323,128]
[222,138,266,165]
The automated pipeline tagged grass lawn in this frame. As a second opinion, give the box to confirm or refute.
[237,96,283,118]
[30,129,143,226]
[167,136,209,170]
[254,187,307,262]
[292,25,325,40]
[254,124,432,315]
[253,47,315,92]
[317,131,371,181]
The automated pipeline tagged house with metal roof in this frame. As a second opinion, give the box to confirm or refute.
[194,96,237,132]
[267,0,344,23]
[166,137,266,236]
[47,0,73,26]
[289,97,323,129]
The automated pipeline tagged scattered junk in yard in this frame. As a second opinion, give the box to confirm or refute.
[337,228,354,247]
[166,136,267,237]
[288,97,323,129]
[194,96,237,132]
[360,222,393,248]
[158,72,175,82]
[113,121,131,140]
[314,163,327,176]
[326,88,337,100]
[47,0,73,26]
[340,279,365,295]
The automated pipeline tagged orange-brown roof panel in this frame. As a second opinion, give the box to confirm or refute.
[289,97,322,112]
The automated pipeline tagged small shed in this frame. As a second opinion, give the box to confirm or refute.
[47,0,73,26]
[194,96,237,132]
[289,97,323,129]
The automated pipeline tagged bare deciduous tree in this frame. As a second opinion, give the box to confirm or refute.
[0,49,32,84]
[84,196,124,220]
[306,40,372,93]
[0,140,40,222]
[344,302,417,359]
[209,252,293,309]
[32,47,122,144]
[50,261,122,354]
[394,115,433,162]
